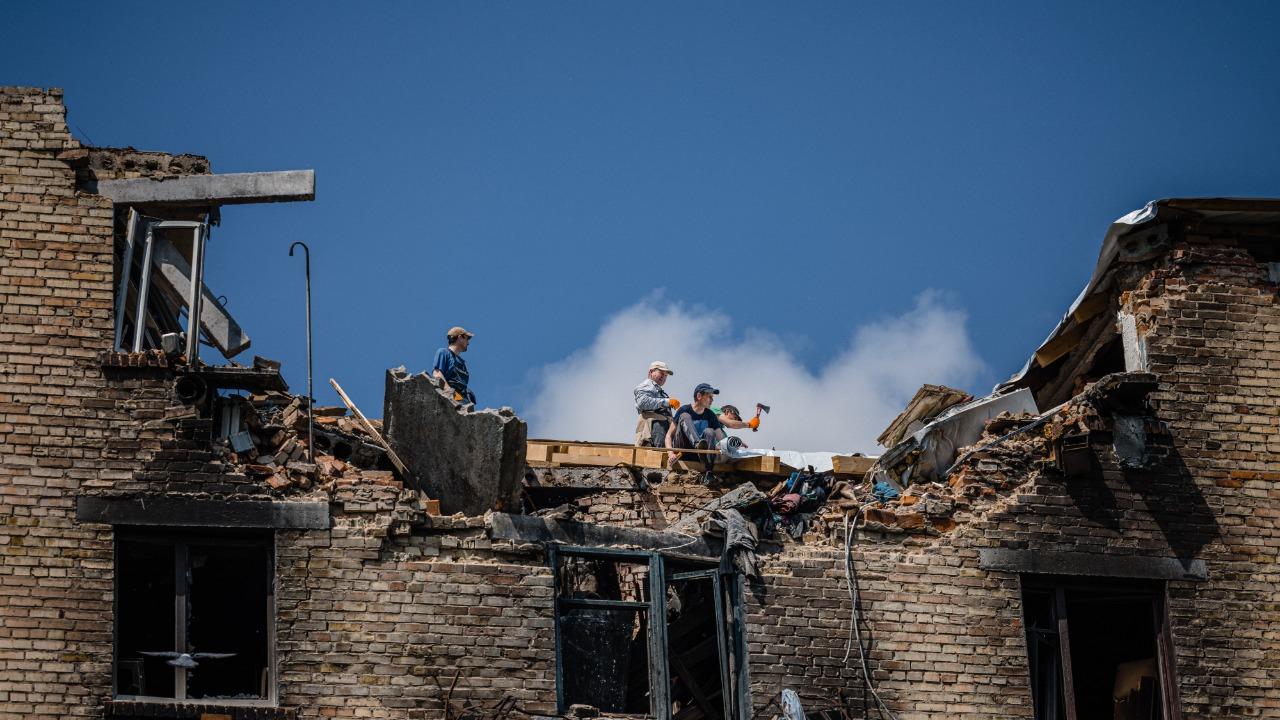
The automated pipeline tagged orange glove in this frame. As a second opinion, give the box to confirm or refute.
[748,416,760,430]
[454,392,463,401]
[669,398,680,408]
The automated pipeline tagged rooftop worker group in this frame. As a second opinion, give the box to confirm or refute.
[634,361,760,475]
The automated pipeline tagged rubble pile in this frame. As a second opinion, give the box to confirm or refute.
[212,391,399,494]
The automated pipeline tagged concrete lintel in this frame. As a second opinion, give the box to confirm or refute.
[979,548,1207,582]
[95,170,315,206]
[490,512,719,557]
[77,496,329,530]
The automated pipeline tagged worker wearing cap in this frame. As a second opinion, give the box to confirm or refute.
[634,361,679,447]
[667,382,728,472]
[433,326,476,405]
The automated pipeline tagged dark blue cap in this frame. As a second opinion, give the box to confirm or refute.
[693,383,719,396]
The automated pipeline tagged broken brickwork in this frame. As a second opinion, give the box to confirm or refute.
[3,87,1280,720]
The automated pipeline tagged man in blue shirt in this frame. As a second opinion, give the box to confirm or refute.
[666,382,727,472]
[433,326,475,405]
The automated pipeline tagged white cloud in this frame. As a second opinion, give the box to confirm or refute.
[525,291,987,454]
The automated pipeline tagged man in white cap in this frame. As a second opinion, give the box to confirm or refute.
[634,361,680,447]
[433,326,476,405]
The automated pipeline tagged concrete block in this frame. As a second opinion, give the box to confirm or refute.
[383,367,526,516]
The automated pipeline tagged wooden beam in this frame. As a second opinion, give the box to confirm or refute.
[1034,324,1086,368]
[832,455,876,476]
[1071,293,1110,324]
[551,453,632,467]
[330,378,418,491]
[732,455,781,474]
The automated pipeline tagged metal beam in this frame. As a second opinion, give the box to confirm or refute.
[149,233,251,358]
[94,170,315,206]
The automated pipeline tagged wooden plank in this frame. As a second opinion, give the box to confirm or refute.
[551,453,632,467]
[1034,324,1085,368]
[563,444,635,463]
[635,448,669,469]
[832,455,877,475]
[526,443,554,463]
[732,455,782,474]
[330,378,418,491]
[1071,292,1110,324]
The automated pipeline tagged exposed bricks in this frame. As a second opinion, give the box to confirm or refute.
[6,87,1280,720]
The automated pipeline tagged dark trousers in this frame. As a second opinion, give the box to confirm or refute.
[672,414,718,469]
[651,420,670,448]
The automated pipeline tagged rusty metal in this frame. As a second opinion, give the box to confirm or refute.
[288,241,314,463]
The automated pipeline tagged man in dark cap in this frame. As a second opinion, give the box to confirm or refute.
[666,382,728,472]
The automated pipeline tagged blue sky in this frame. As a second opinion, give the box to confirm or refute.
[8,2,1280,451]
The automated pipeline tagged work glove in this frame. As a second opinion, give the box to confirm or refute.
[454,392,463,402]
[669,398,680,408]
[748,416,760,430]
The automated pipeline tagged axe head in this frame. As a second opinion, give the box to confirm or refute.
[755,403,771,415]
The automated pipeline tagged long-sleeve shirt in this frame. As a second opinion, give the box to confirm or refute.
[634,378,672,415]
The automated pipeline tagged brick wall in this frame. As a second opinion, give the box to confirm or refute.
[5,87,1278,720]
[0,86,118,719]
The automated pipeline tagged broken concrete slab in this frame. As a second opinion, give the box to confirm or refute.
[93,169,315,206]
[383,367,526,516]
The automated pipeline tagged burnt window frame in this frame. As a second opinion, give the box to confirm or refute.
[113,528,276,705]
[550,546,750,720]
[1019,576,1181,720]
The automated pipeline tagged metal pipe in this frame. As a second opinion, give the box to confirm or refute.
[114,209,140,351]
[185,224,207,365]
[132,225,156,352]
[289,241,314,464]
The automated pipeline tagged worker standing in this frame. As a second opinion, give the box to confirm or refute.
[634,361,679,447]
[433,326,476,405]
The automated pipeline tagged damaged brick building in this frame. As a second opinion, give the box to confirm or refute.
[2,86,1278,720]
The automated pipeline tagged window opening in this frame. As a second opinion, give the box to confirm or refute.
[553,548,748,720]
[115,531,273,702]
[1020,578,1176,720]
[112,208,250,362]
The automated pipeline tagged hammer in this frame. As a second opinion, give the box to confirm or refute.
[753,403,771,431]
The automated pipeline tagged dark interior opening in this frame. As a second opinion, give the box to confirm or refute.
[666,577,727,720]
[558,556,652,713]
[116,532,271,700]
[1085,337,1127,379]
[1021,579,1167,720]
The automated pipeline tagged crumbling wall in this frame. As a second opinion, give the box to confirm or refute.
[1118,231,1280,716]
[384,368,526,516]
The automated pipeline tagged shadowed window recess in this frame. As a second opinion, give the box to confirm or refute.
[1021,578,1178,720]
[552,547,750,720]
[115,531,274,702]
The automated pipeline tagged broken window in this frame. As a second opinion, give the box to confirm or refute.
[1021,578,1178,720]
[552,547,748,720]
[112,208,250,362]
[115,530,273,702]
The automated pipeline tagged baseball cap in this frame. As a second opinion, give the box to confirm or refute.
[693,383,719,396]
[649,361,674,375]
[448,326,474,339]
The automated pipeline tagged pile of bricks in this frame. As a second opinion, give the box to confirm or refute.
[215,391,400,495]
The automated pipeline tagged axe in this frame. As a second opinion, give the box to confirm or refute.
[752,403,771,431]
